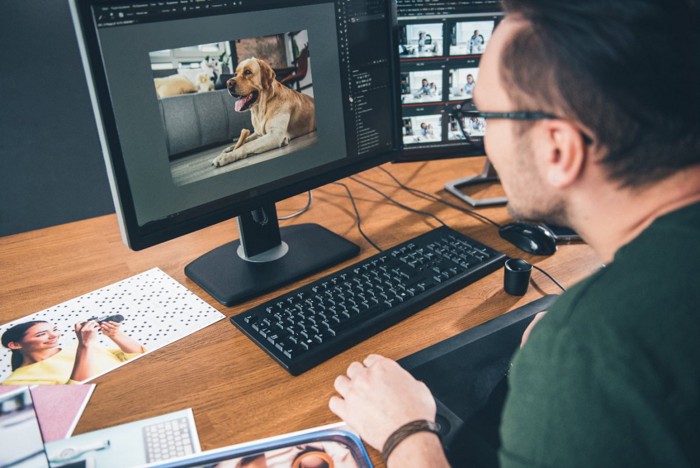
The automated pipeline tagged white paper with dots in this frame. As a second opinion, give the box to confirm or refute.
[0,268,225,384]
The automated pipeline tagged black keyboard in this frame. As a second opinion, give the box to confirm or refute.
[231,226,506,375]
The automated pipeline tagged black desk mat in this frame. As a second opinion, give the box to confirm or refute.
[399,295,559,466]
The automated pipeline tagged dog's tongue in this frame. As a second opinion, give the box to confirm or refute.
[235,94,252,112]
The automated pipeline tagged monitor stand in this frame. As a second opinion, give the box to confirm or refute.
[185,203,360,306]
[444,159,508,207]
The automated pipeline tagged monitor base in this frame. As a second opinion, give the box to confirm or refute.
[444,159,507,207]
[185,223,360,307]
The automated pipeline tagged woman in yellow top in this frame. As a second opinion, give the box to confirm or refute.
[1,319,145,385]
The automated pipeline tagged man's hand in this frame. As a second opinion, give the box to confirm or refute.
[329,354,437,451]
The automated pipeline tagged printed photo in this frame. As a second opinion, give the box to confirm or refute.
[449,67,479,101]
[0,387,47,467]
[449,20,496,56]
[44,408,200,466]
[0,268,224,386]
[205,441,364,468]
[149,31,317,186]
[448,115,487,141]
[137,424,372,468]
[398,23,443,57]
[401,70,443,104]
[403,115,442,145]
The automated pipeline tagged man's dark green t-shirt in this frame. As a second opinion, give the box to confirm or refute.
[499,202,700,467]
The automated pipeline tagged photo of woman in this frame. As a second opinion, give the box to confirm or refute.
[448,67,479,101]
[210,440,363,468]
[1,319,145,385]
[402,115,443,145]
[401,70,443,104]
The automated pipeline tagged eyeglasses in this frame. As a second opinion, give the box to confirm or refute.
[464,110,559,121]
[459,110,594,145]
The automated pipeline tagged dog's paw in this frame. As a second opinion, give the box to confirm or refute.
[213,148,249,167]
[211,154,228,167]
[212,149,245,167]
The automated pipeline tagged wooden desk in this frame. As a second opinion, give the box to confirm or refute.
[0,158,601,466]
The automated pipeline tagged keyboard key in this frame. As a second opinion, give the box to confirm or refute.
[143,417,196,463]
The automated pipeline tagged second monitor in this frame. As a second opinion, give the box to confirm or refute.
[395,0,507,206]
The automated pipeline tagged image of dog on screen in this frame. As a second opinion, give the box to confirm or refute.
[150,32,317,186]
[211,56,316,167]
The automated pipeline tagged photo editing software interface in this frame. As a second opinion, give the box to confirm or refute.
[77,0,395,238]
[396,0,502,157]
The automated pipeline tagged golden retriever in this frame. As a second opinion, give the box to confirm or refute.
[212,57,316,167]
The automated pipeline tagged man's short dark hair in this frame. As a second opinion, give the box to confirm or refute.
[500,0,700,187]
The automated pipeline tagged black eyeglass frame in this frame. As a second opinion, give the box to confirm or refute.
[460,110,594,145]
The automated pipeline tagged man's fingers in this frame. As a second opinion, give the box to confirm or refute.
[329,396,363,437]
[328,395,346,419]
[363,354,384,367]
[334,374,351,395]
[346,361,366,380]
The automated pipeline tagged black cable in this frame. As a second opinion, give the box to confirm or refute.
[377,166,502,228]
[349,176,448,228]
[332,182,383,252]
[349,169,568,293]
[375,168,567,292]
[531,264,567,292]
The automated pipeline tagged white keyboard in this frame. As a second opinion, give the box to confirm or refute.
[142,416,196,462]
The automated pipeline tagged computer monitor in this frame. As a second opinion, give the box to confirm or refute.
[70,0,398,306]
[394,0,507,206]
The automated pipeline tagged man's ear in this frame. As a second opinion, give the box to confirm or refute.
[6,341,22,351]
[257,59,276,89]
[540,120,587,189]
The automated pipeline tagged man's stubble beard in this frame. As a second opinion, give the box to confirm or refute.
[504,132,570,227]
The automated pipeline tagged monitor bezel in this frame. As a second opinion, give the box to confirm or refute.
[394,141,486,163]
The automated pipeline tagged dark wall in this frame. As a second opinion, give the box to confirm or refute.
[0,0,115,237]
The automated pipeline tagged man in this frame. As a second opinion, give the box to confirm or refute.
[329,1,700,466]
[469,30,484,54]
